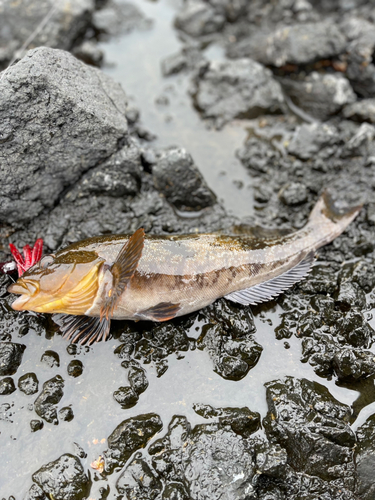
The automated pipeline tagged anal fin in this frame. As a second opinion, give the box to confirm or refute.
[53,314,111,345]
[225,252,315,306]
[134,302,181,322]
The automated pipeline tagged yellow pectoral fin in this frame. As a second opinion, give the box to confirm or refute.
[37,263,101,315]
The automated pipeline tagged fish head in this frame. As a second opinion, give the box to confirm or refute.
[8,249,104,315]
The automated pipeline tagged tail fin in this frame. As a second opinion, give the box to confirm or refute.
[306,190,362,251]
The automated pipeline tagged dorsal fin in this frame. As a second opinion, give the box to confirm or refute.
[101,228,145,320]
[225,252,315,306]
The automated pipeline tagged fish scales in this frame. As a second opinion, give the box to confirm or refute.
[8,191,362,344]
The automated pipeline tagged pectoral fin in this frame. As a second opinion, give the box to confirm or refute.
[53,313,111,345]
[101,228,145,320]
[135,302,181,322]
[225,252,315,306]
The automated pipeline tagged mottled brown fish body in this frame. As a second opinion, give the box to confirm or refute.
[8,191,362,343]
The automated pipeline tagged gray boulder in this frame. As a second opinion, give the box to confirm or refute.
[0,47,128,225]
[194,59,284,126]
[227,21,346,67]
[343,98,375,123]
[0,0,94,68]
[282,72,356,120]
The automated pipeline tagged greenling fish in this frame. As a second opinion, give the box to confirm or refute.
[8,191,361,345]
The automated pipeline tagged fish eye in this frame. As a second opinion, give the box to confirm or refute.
[39,254,55,269]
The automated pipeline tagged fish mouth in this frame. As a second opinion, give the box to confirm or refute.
[8,279,40,311]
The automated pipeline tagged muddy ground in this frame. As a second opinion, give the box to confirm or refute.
[1,0,375,499]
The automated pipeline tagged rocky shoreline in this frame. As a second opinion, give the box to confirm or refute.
[1,0,375,499]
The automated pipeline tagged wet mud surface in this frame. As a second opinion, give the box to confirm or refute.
[1,0,375,499]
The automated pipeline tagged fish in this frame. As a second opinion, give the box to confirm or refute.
[8,191,362,345]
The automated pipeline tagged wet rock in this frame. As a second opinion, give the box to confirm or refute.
[227,21,346,66]
[72,40,104,67]
[255,442,288,477]
[333,349,375,381]
[175,0,225,37]
[161,47,205,77]
[334,281,367,311]
[343,98,375,124]
[0,342,26,376]
[193,59,284,126]
[263,377,355,485]
[279,182,308,206]
[30,419,44,433]
[0,0,94,68]
[18,373,39,395]
[198,321,262,380]
[153,147,216,210]
[34,375,64,424]
[32,453,90,500]
[113,386,139,409]
[41,350,60,368]
[116,456,163,497]
[162,483,190,500]
[133,322,190,377]
[0,377,16,395]
[105,413,163,472]
[355,413,375,499]
[59,406,74,422]
[345,17,375,97]
[93,0,151,36]
[25,483,45,500]
[67,360,83,378]
[149,414,256,499]
[193,403,261,437]
[0,47,128,225]
[281,72,356,120]
[287,122,340,160]
[126,361,149,395]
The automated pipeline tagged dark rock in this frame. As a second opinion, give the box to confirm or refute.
[93,0,151,36]
[344,17,375,97]
[0,0,94,68]
[287,123,340,160]
[175,0,225,37]
[279,182,308,206]
[355,413,375,499]
[133,322,190,377]
[67,360,84,378]
[113,386,139,409]
[126,361,149,395]
[72,40,104,67]
[343,98,375,124]
[59,406,74,422]
[263,377,355,485]
[32,453,90,500]
[30,419,44,433]
[0,377,16,395]
[116,457,163,497]
[281,72,356,121]
[255,443,288,477]
[161,47,205,77]
[333,348,375,381]
[41,350,60,368]
[18,373,39,395]
[150,414,256,499]
[0,342,26,376]
[105,413,163,472]
[162,483,190,500]
[34,375,64,424]
[193,59,284,126]
[153,147,216,210]
[25,483,45,500]
[227,21,346,66]
[193,403,261,437]
[0,47,128,225]
[198,307,262,380]
[335,281,367,311]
